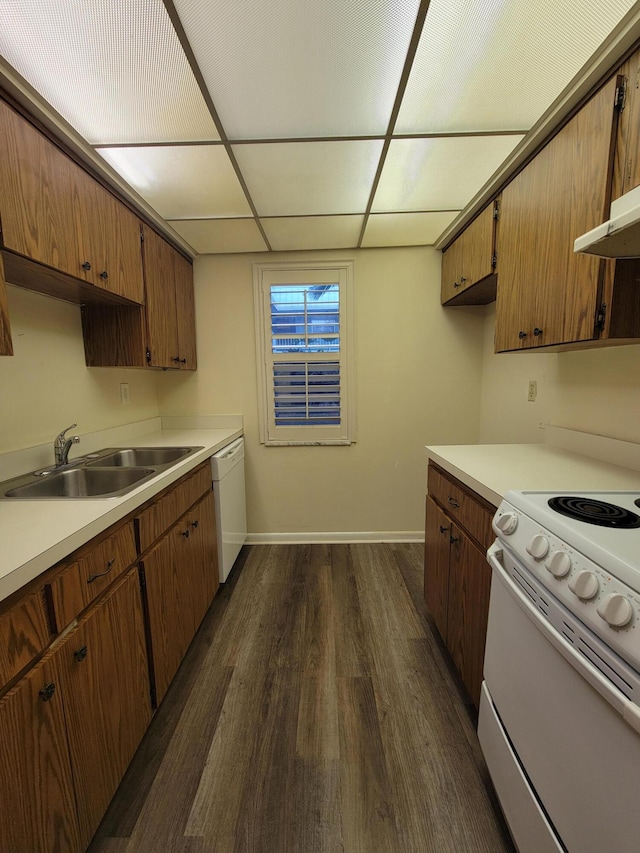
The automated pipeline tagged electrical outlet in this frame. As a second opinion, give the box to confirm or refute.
[120,382,130,405]
[527,380,537,402]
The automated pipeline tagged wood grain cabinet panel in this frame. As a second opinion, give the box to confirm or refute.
[424,462,495,709]
[56,570,151,849]
[174,248,198,370]
[185,490,219,633]
[0,587,51,689]
[612,50,640,200]
[495,74,640,351]
[142,224,180,368]
[48,521,137,631]
[0,654,80,853]
[441,202,497,306]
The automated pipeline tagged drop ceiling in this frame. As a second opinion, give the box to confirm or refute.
[0,0,637,255]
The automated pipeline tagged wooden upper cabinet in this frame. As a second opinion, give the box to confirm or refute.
[0,98,143,306]
[441,201,497,305]
[142,224,196,370]
[494,75,637,351]
[612,49,640,200]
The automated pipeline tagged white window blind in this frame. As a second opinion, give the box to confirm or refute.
[254,261,355,445]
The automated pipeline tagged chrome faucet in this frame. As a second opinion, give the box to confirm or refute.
[54,423,80,467]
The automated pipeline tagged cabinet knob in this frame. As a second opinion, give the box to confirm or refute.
[439,525,449,534]
[172,356,181,363]
[99,270,108,280]
[460,276,467,284]
[533,327,543,337]
[180,358,187,364]
[182,529,190,538]
[191,520,199,529]
[81,261,92,271]
[87,558,115,584]
[450,535,460,544]
[39,682,56,702]
[74,645,88,663]
[447,496,460,508]
[453,281,460,289]
[518,330,527,339]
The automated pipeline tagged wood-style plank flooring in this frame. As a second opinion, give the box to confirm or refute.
[89,544,514,853]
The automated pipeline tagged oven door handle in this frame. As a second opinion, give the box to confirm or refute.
[487,543,640,737]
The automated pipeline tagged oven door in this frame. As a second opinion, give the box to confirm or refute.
[479,544,640,853]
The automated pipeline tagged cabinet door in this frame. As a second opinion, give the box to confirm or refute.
[613,54,640,200]
[424,496,451,642]
[142,225,179,368]
[57,570,151,848]
[0,655,80,853]
[0,100,77,275]
[185,490,219,632]
[446,526,491,708]
[95,187,144,304]
[142,524,191,704]
[441,236,463,302]
[174,250,197,369]
[496,76,617,351]
[463,203,495,286]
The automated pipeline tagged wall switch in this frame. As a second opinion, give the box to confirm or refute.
[527,380,537,402]
[120,382,130,405]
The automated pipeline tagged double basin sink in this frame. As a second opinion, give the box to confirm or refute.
[0,446,204,499]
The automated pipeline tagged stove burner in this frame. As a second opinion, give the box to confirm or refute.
[548,496,640,529]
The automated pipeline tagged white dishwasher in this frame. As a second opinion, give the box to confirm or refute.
[211,437,247,582]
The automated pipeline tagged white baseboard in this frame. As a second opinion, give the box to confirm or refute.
[246,531,425,544]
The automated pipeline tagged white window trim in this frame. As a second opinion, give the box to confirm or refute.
[253,260,356,446]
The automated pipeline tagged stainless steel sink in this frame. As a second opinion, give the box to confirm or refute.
[86,447,197,468]
[3,466,156,499]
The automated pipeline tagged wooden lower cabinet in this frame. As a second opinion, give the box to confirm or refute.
[424,464,494,709]
[142,488,219,705]
[56,569,152,848]
[0,655,80,852]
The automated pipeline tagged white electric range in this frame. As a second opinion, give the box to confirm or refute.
[478,490,640,853]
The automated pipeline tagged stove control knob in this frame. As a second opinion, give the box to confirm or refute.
[526,534,550,561]
[545,551,571,578]
[495,513,518,535]
[568,570,599,600]
[597,594,634,628]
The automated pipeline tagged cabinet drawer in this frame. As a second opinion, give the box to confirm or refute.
[428,463,495,550]
[136,462,211,553]
[0,588,51,690]
[48,522,136,631]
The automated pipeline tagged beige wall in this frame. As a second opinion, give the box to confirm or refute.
[478,303,640,444]
[0,286,160,454]
[157,247,485,536]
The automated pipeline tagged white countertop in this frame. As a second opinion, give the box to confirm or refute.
[0,425,242,603]
[426,434,640,509]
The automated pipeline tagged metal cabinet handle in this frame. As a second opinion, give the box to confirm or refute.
[39,682,56,702]
[533,327,543,336]
[191,520,199,529]
[447,496,460,508]
[74,645,88,663]
[439,525,449,534]
[180,358,187,364]
[453,281,460,288]
[450,535,460,544]
[99,270,108,280]
[182,529,190,538]
[518,330,527,339]
[459,276,467,284]
[172,356,181,363]
[81,260,91,271]
[87,558,115,583]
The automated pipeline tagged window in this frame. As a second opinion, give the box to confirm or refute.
[254,261,355,445]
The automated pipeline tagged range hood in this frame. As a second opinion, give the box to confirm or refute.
[574,184,640,257]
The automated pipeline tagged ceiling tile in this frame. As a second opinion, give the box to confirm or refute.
[372,136,524,212]
[233,140,384,216]
[167,219,268,254]
[262,216,364,251]
[173,0,420,139]
[97,145,252,219]
[396,0,637,134]
[362,211,460,247]
[0,0,219,144]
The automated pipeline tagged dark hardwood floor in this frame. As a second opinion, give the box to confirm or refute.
[89,543,514,853]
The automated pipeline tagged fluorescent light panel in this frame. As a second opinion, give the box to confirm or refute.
[167,219,268,253]
[262,216,364,251]
[396,0,638,133]
[172,0,421,139]
[362,211,460,247]
[0,0,219,144]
